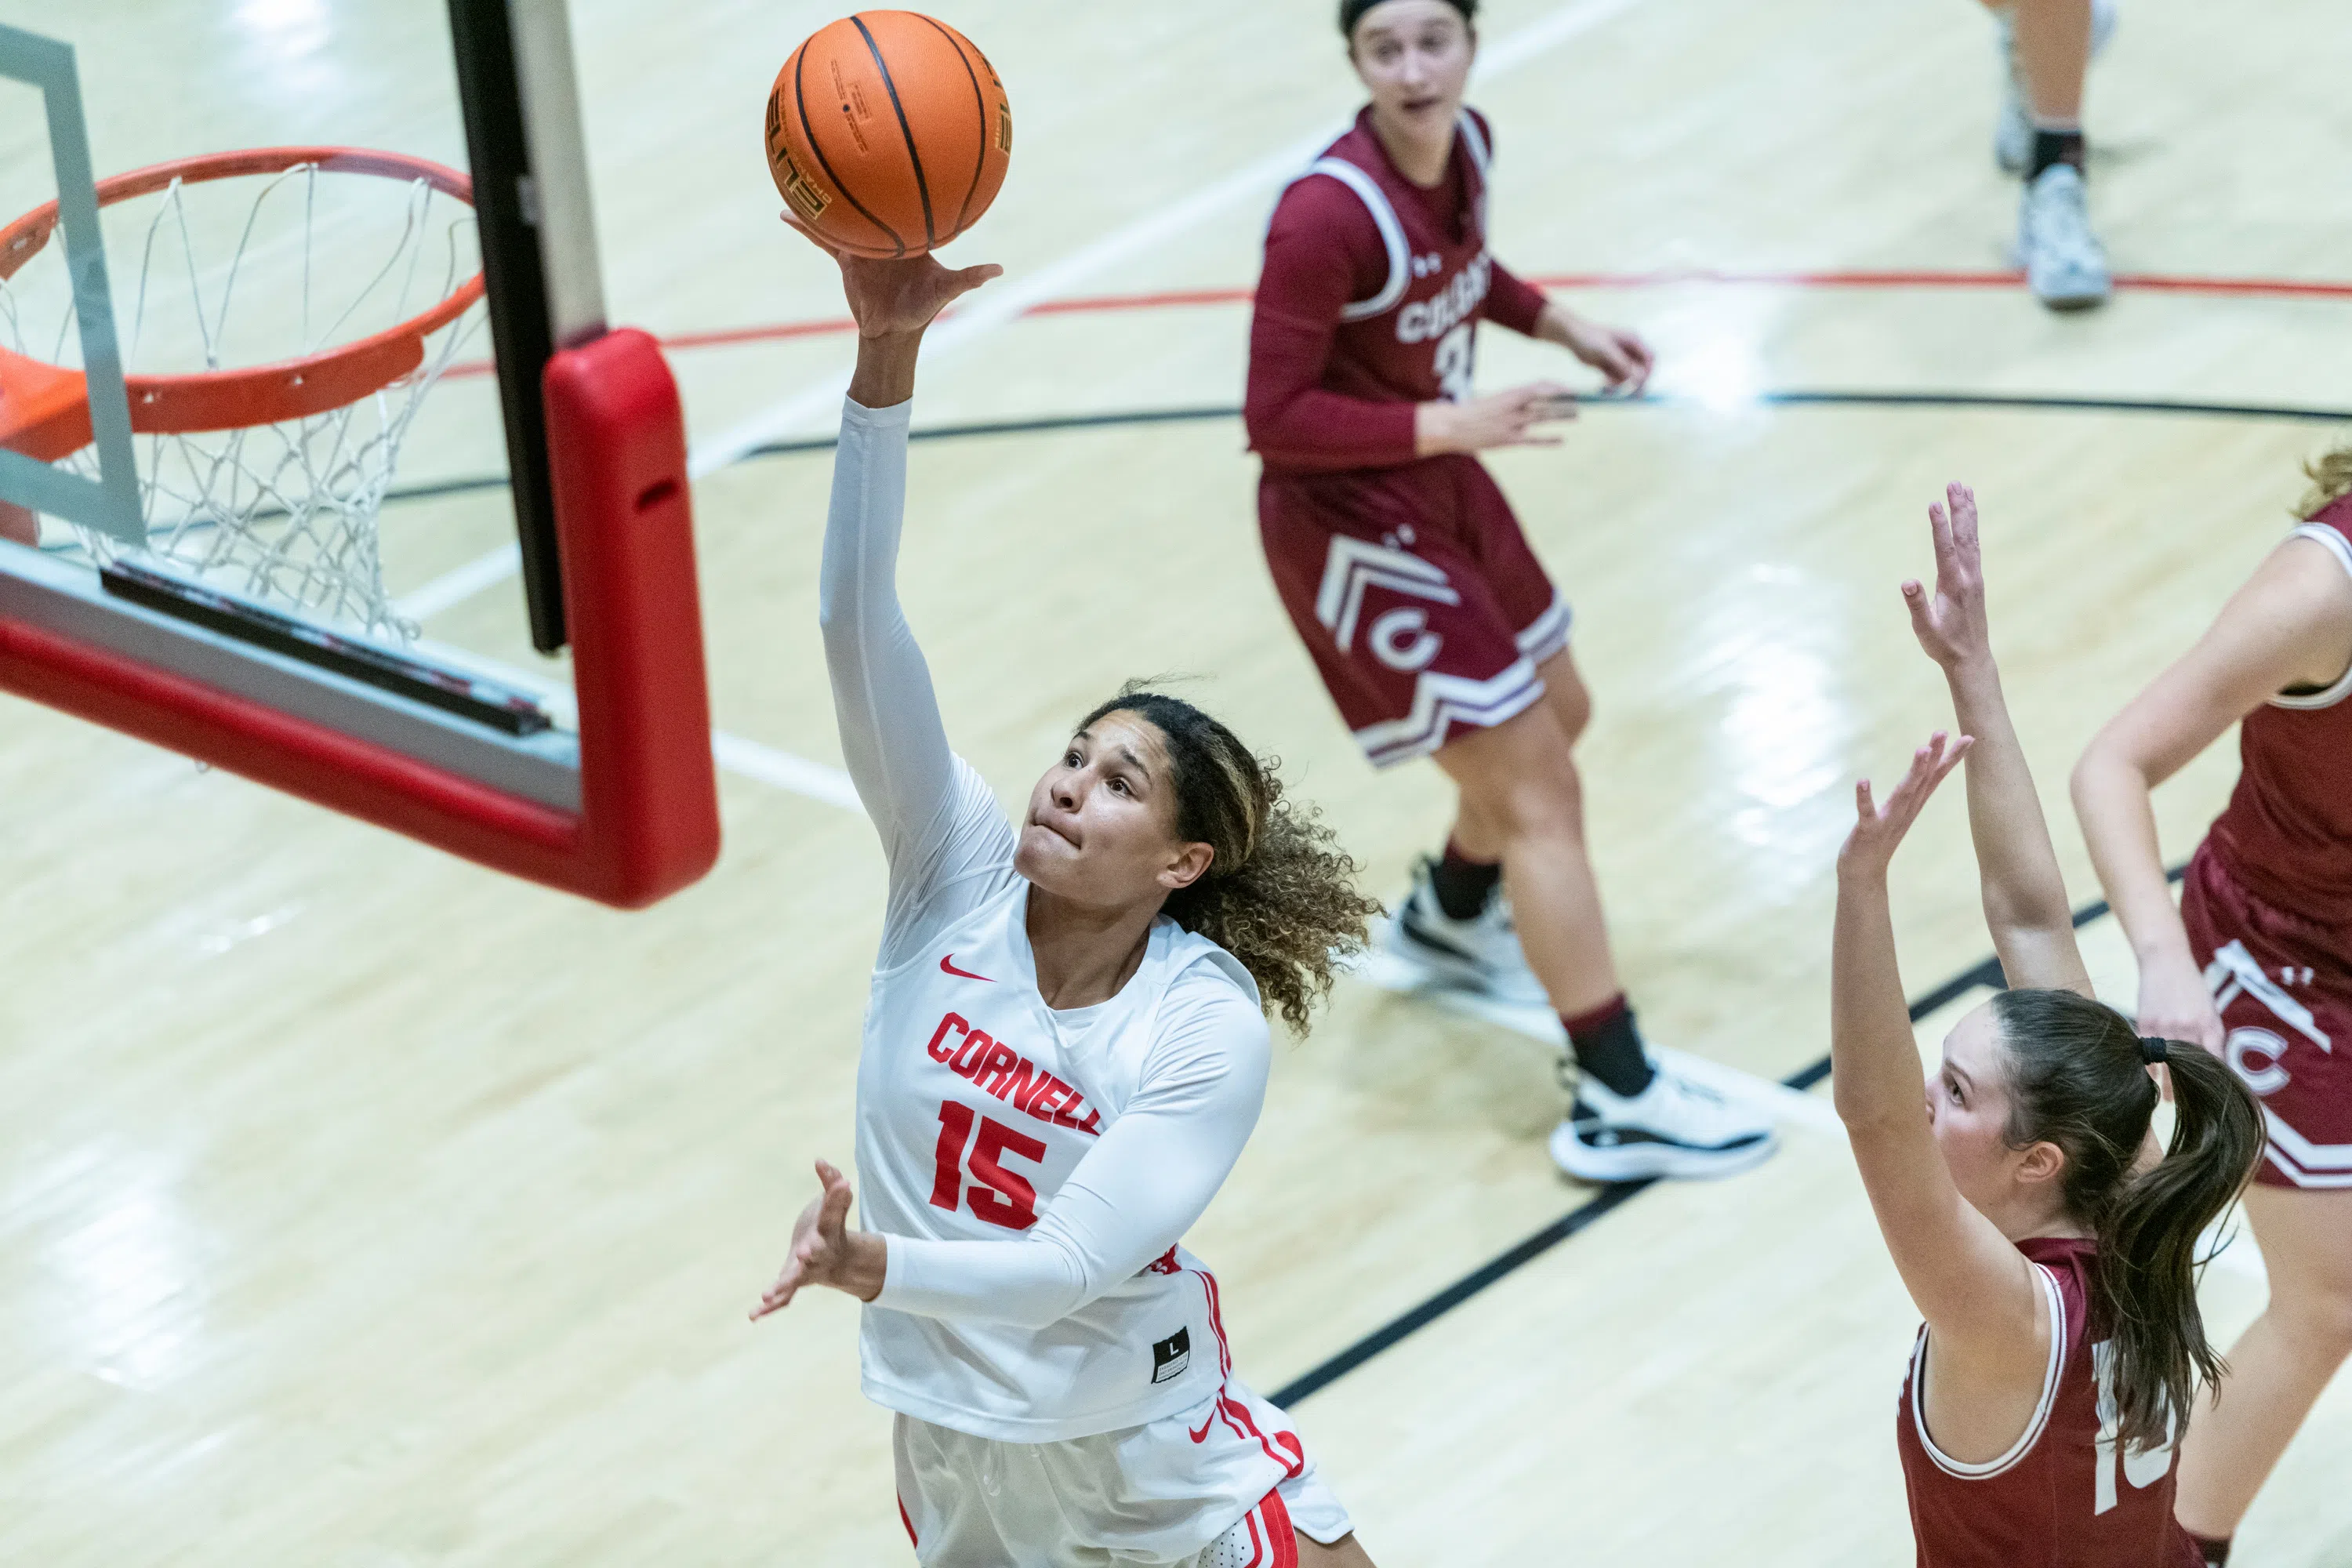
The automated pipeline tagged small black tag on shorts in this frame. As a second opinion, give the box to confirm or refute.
[1151,1327,1191,1385]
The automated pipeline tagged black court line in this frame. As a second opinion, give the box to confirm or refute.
[366,383,2256,1394]
[1750,390,2352,423]
[1269,862,2190,1408]
[360,382,2257,1400]
[372,390,2352,510]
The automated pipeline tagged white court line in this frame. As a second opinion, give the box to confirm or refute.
[1349,949,1843,1135]
[411,637,864,813]
[710,731,862,811]
[425,619,1845,1138]
[394,0,1653,624]
[393,542,521,624]
[423,633,2259,1262]
[688,0,1648,478]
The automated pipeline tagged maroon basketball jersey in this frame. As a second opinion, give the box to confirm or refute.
[1277,107,1523,408]
[1896,1237,2200,1568]
[2204,496,2352,927]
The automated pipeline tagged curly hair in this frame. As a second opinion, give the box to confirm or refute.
[1078,685,1380,1034]
[2293,437,2352,519]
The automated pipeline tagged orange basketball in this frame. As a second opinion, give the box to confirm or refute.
[764,12,1011,260]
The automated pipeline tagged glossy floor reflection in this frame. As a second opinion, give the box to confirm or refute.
[4,0,2351,1562]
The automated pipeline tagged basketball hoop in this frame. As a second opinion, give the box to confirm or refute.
[0,147,488,636]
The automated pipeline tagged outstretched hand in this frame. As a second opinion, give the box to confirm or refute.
[784,215,1001,339]
[1838,731,1974,877]
[1902,483,1991,673]
[1422,380,1577,454]
[750,1159,884,1319]
[1559,315,1654,394]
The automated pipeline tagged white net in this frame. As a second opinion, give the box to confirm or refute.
[0,158,485,641]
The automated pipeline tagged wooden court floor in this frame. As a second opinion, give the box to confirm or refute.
[5,0,2352,1561]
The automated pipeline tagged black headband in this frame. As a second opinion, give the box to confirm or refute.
[2140,1036,2171,1065]
[1341,0,1478,40]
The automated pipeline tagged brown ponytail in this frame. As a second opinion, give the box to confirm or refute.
[1989,989,2264,1453]
[2100,1040,2267,1450]
[1080,685,1381,1034]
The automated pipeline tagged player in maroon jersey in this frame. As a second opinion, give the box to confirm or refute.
[1836,484,2261,1568]
[2072,445,2352,1566]
[1245,0,1776,1181]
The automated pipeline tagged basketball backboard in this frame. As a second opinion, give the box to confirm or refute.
[0,2,717,908]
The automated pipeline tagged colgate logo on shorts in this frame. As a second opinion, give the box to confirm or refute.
[1367,607,1443,671]
[1314,536,1461,655]
[2226,1027,2292,1096]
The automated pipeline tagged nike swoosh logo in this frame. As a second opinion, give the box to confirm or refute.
[939,954,993,982]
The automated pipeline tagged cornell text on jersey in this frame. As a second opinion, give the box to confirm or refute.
[924,1011,1104,1134]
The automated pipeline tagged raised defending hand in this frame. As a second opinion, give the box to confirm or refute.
[750,1159,885,1319]
[1902,483,1993,673]
[783,214,1002,339]
[1838,731,1974,877]
[2136,953,2228,1054]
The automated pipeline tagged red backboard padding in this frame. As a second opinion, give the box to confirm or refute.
[543,327,721,906]
[0,327,721,908]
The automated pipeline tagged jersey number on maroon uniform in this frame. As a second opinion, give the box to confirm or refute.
[929,1100,1045,1230]
[2089,1340,2179,1515]
[1432,322,1474,403]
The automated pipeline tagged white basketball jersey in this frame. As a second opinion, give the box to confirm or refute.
[855,793,1259,1443]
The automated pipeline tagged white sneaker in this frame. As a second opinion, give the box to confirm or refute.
[1994,0,2119,174]
[1378,860,1549,1007]
[1548,1062,1779,1182]
[2016,162,2111,309]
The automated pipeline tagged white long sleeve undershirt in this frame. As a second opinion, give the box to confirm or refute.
[819,396,1269,1331]
[880,967,1265,1327]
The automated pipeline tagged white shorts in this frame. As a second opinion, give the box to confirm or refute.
[893,1376,1353,1566]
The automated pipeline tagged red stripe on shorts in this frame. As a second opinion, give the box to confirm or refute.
[1193,1267,1236,1378]
[1258,1486,1301,1568]
[1221,1393,1308,1479]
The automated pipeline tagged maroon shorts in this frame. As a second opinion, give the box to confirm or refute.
[2181,845,2352,1189]
[1258,456,1568,768]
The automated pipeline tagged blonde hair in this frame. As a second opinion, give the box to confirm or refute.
[2293,438,2352,520]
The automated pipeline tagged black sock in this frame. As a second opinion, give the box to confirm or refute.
[1428,838,1501,921]
[2028,128,2086,181]
[1565,994,1654,1098]
[2190,1535,2230,1567]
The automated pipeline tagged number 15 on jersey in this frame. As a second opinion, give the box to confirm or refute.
[930,1101,1044,1230]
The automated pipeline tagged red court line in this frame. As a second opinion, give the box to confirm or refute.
[441,267,2352,379]
[1539,267,2352,298]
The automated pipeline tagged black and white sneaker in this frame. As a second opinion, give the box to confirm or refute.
[1378,859,1548,1007]
[2016,163,2111,310]
[1549,1064,1779,1182]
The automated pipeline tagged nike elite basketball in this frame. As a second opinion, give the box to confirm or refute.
[764,11,1012,258]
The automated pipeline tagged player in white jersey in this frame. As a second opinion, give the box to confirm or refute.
[750,238,1385,1568]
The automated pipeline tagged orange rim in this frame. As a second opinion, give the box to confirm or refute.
[0,146,487,452]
